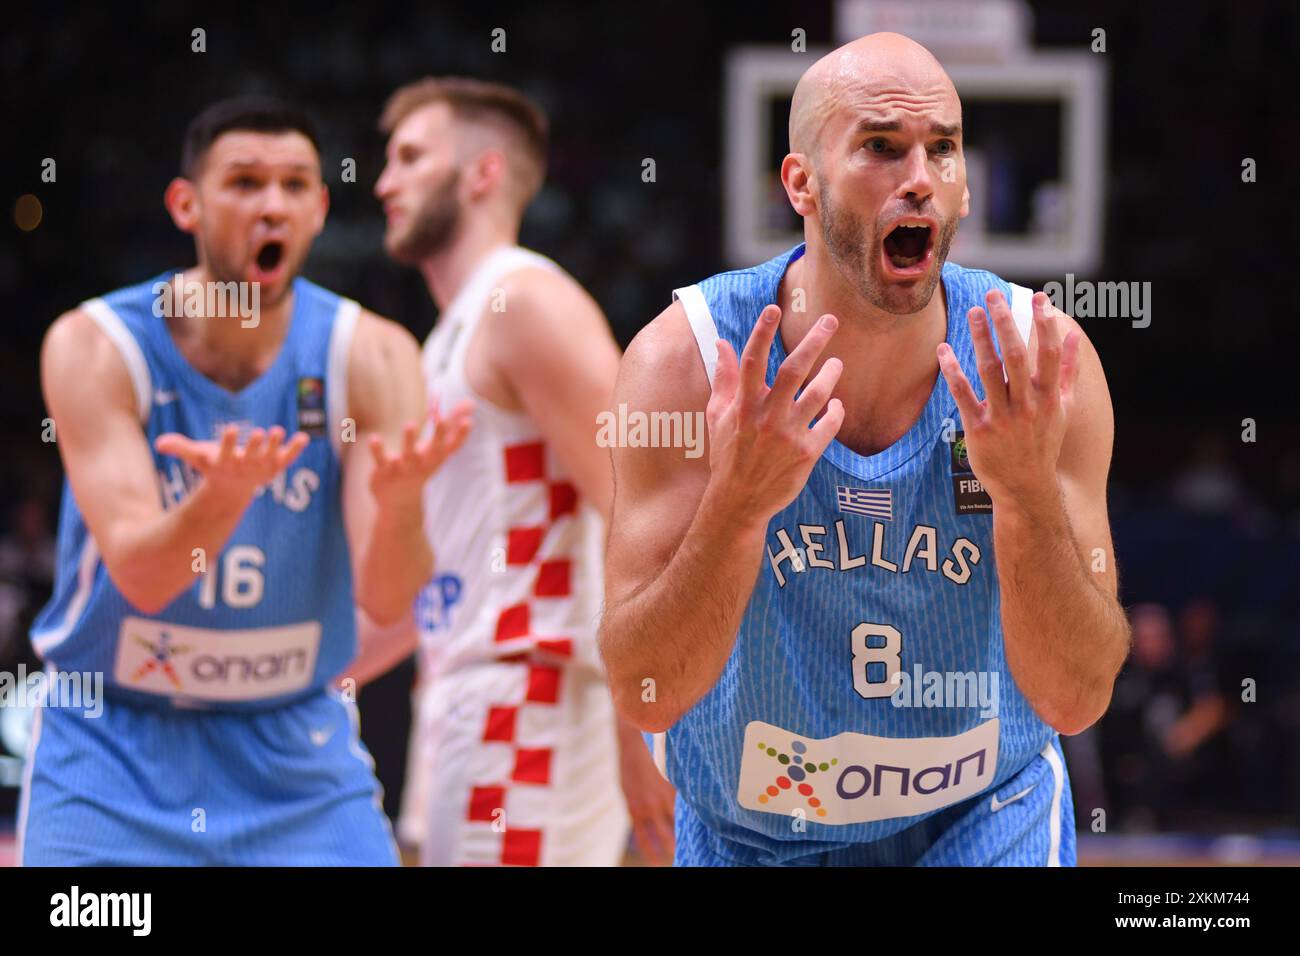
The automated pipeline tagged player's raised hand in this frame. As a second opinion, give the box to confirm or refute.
[154,425,310,500]
[706,304,845,520]
[937,290,1082,505]
[367,397,474,505]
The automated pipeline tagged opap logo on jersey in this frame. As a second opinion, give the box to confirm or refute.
[737,719,999,825]
[114,616,321,702]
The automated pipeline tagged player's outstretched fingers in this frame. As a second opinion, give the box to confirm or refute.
[738,305,782,409]
[263,425,286,462]
[401,421,419,461]
[207,424,237,469]
[153,432,195,460]
[773,314,839,404]
[242,428,267,467]
[808,396,845,453]
[1031,292,1062,408]
[367,432,389,471]
[967,306,1007,415]
[273,430,310,472]
[986,290,1029,406]
[938,342,982,424]
[792,355,843,423]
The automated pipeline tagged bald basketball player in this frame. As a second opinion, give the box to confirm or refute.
[359,77,674,866]
[23,97,469,865]
[600,34,1131,865]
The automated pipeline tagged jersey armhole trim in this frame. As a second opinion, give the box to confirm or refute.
[672,285,719,388]
[1008,283,1035,346]
[80,297,152,422]
[328,298,361,459]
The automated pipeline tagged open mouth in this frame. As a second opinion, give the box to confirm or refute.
[883,224,932,271]
[255,241,285,274]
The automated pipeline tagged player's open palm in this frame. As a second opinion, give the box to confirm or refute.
[937,290,1081,504]
[368,398,474,505]
[155,425,310,501]
[707,304,845,519]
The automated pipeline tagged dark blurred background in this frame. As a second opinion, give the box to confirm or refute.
[1,0,1298,862]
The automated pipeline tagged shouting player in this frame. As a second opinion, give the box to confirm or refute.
[21,96,470,865]
[600,33,1130,865]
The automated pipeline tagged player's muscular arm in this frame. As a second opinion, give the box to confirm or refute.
[41,310,305,614]
[599,302,844,733]
[492,268,621,518]
[343,311,471,628]
[938,291,1130,736]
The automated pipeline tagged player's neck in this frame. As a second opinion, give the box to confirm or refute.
[779,248,948,447]
[418,216,519,312]
[165,266,295,390]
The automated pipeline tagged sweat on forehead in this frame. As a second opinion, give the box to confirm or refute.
[789,32,958,157]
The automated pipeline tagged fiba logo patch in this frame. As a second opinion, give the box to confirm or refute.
[949,431,992,515]
[297,376,326,436]
[952,435,970,471]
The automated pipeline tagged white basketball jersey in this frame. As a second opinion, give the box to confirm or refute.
[399,246,625,861]
[415,244,607,681]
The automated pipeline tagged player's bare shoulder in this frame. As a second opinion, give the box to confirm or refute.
[619,298,712,419]
[41,306,138,422]
[346,308,424,426]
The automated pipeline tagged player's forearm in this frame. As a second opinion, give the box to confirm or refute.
[994,483,1130,735]
[355,494,433,626]
[105,481,255,614]
[342,609,419,689]
[600,484,767,733]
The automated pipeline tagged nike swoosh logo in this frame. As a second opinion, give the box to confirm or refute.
[309,727,335,747]
[153,389,178,405]
[990,783,1036,812]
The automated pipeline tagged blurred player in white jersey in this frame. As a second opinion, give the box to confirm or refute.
[356,77,674,866]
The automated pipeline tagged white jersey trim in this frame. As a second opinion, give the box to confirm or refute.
[1042,736,1065,867]
[81,297,152,422]
[327,298,360,459]
[15,667,50,867]
[1008,283,1035,345]
[30,535,99,657]
[673,284,720,387]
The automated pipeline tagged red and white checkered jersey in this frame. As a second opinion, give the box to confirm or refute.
[415,245,607,680]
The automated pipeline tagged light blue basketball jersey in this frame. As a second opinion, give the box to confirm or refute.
[662,244,1068,862]
[31,273,360,712]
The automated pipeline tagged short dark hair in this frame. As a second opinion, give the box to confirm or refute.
[180,96,321,178]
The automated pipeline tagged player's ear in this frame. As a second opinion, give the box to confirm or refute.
[164,177,198,234]
[467,149,506,201]
[782,153,817,218]
[312,182,330,237]
[959,182,970,219]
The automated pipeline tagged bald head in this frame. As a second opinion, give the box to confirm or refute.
[789,33,959,163]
